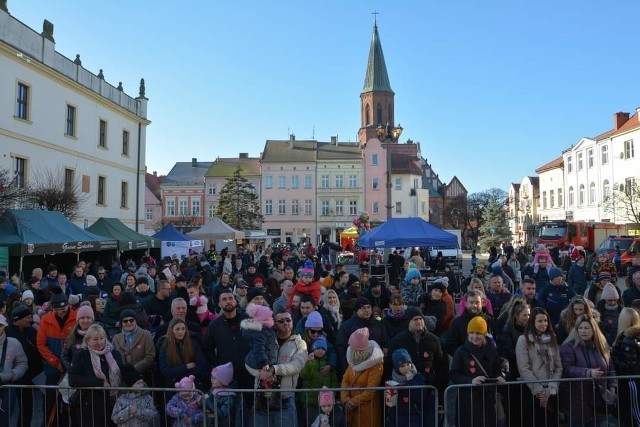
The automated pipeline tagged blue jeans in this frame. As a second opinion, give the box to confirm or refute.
[253,396,296,427]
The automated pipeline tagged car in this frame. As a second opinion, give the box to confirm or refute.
[596,236,635,260]
[619,238,640,275]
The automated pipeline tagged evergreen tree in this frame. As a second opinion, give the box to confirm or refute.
[215,167,263,230]
[477,199,512,250]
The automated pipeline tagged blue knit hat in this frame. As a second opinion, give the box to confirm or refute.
[406,269,421,281]
[299,260,315,278]
[392,348,412,372]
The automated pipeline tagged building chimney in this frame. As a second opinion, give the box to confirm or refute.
[331,136,337,145]
[288,133,295,148]
[239,153,248,159]
[192,158,197,167]
[153,171,157,176]
[614,112,630,131]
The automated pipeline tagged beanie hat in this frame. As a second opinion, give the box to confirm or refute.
[299,260,315,278]
[347,274,360,287]
[406,269,421,281]
[429,280,446,292]
[353,297,371,312]
[549,267,563,280]
[405,306,424,321]
[11,301,31,322]
[311,335,328,351]
[86,275,97,287]
[601,283,619,300]
[348,327,370,351]
[49,287,68,308]
[85,286,101,297]
[136,266,147,276]
[467,316,488,336]
[68,294,80,306]
[253,277,264,286]
[76,304,95,320]
[392,348,413,372]
[247,287,265,304]
[597,271,612,282]
[318,387,335,406]
[305,311,323,329]
[21,290,35,301]
[491,262,504,275]
[175,375,195,390]
[119,308,137,322]
[136,276,149,286]
[246,303,274,328]
[191,295,209,314]
[121,365,143,387]
[211,362,234,387]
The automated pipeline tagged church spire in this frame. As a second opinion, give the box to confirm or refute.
[362,20,393,94]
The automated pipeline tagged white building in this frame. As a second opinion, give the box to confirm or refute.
[536,156,565,221]
[0,9,150,230]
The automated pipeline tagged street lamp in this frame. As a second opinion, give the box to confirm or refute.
[376,122,403,220]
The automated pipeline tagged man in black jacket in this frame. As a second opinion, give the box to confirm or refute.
[443,289,494,356]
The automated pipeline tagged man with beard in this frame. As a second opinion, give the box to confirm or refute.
[203,289,252,427]
[443,289,494,356]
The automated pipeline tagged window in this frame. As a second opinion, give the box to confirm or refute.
[603,180,610,200]
[624,140,635,159]
[265,176,273,189]
[304,200,312,215]
[178,199,187,215]
[372,202,379,214]
[291,176,299,189]
[265,200,273,215]
[14,157,26,189]
[421,201,427,214]
[65,104,76,136]
[208,184,216,195]
[166,200,175,216]
[372,177,379,190]
[588,149,594,168]
[278,200,286,215]
[304,175,312,188]
[395,202,402,214]
[550,190,555,208]
[99,120,107,148]
[395,178,402,190]
[278,176,286,188]
[122,130,129,155]
[192,199,200,216]
[601,145,609,164]
[291,199,299,215]
[62,168,74,193]
[321,175,330,188]
[372,154,379,165]
[577,152,583,171]
[568,187,574,206]
[542,191,547,209]
[97,176,106,205]
[578,184,585,205]
[567,156,573,173]
[335,200,344,216]
[558,188,563,207]
[321,200,330,216]
[145,208,153,221]
[335,175,344,188]
[16,83,29,120]
[349,200,358,215]
[208,205,215,218]
[589,182,596,204]
[625,178,637,196]
[349,175,357,188]
[120,182,128,208]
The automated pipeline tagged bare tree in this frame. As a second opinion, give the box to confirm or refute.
[0,168,26,213]
[27,168,88,220]
[601,180,640,225]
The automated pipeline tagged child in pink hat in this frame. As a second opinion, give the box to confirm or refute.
[166,375,203,426]
[310,386,348,427]
[241,303,280,391]
[205,362,237,426]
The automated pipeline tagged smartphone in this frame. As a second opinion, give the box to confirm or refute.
[483,378,500,384]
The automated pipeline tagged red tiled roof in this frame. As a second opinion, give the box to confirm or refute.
[593,112,640,140]
[535,156,563,173]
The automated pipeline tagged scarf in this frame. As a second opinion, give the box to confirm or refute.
[387,307,406,320]
[391,364,417,384]
[87,342,120,388]
[124,326,137,348]
[77,328,88,337]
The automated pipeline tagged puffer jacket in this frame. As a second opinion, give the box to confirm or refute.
[111,391,158,427]
[341,341,384,427]
[0,333,28,384]
[36,308,76,376]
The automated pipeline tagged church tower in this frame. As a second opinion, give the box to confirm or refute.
[358,20,395,146]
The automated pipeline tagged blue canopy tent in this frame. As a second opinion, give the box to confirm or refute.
[152,224,204,258]
[357,217,459,248]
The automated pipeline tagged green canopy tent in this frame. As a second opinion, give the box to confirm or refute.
[87,217,160,253]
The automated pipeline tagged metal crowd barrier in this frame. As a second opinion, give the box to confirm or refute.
[443,375,640,427]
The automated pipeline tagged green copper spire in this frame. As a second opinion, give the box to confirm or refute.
[362,22,393,93]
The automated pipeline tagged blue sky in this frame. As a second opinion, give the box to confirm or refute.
[9,0,640,193]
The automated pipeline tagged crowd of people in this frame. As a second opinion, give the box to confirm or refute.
[0,241,638,427]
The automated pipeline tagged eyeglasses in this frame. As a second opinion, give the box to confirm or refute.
[309,329,323,334]
[98,272,106,275]
[122,318,136,324]
[276,318,292,323]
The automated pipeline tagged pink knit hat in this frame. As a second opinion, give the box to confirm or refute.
[76,304,94,320]
[211,362,234,387]
[190,295,209,314]
[348,327,370,351]
[318,386,335,406]
[175,375,195,390]
[246,303,274,328]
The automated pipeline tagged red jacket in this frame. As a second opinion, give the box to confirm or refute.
[288,278,321,308]
[37,308,77,373]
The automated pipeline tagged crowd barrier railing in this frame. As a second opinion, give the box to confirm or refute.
[443,374,640,427]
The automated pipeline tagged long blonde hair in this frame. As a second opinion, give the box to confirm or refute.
[617,308,640,341]
[565,314,610,361]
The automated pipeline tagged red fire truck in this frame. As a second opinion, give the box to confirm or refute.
[534,220,626,253]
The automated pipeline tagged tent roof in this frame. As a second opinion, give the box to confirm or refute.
[357,217,459,248]
[0,210,118,256]
[87,218,160,251]
[188,217,245,240]
[152,223,194,241]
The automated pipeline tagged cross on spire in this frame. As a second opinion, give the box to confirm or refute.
[372,10,379,25]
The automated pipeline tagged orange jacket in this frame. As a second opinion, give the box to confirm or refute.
[37,308,77,373]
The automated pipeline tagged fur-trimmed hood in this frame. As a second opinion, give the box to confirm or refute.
[624,325,640,339]
[346,340,384,372]
[240,318,263,331]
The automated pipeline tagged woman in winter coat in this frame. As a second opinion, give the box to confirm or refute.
[157,318,209,389]
[560,313,617,427]
[420,281,448,336]
[449,316,505,427]
[515,307,563,427]
[61,303,95,371]
[555,296,593,344]
[611,308,640,427]
[68,324,123,426]
[381,294,409,345]
[340,327,384,427]
[102,282,124,330]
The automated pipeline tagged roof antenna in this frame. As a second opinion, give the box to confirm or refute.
[312,125,315,140]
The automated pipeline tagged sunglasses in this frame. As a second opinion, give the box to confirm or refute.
[276,318,293,323]
[122,318,136,324]
[309,329,323,334]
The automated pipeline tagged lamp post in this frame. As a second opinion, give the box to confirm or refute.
[376,122,403,220]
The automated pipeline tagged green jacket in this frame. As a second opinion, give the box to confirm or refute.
[299,356,339,406]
